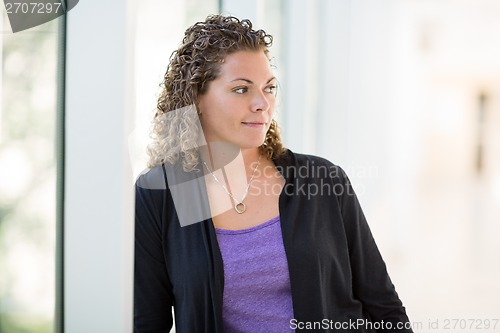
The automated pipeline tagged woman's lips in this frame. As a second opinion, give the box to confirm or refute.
[242,122,266,128]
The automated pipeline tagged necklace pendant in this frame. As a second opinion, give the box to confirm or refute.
[234,202,246,214]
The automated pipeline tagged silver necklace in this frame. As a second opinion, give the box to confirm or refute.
[202,156,261,214]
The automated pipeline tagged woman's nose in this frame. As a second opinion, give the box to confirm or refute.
[252,91,271,112]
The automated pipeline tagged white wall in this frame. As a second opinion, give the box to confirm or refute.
[65,0,135,331]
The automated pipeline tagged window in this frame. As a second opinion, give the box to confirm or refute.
[0,11,63,333]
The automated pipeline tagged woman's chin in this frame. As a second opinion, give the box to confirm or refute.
[205,135,265,151]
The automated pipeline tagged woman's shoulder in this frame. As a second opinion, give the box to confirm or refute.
[276,149,347,180]
[294,151,337,167]
[135,165,168,191]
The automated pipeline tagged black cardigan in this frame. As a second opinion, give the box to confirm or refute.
[134,149,413,332]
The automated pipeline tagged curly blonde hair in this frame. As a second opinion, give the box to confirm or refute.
[147,14,286,171]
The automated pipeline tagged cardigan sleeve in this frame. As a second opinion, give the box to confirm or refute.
[134,174,174,332]
[337,167,413,333]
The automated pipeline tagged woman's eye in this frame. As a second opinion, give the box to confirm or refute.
[233,87,248,94]
[265,85,277,94]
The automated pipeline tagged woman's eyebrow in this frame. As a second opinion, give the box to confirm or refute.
[230,77,277,84]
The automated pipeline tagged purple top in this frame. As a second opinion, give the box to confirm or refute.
[215,216,295,333]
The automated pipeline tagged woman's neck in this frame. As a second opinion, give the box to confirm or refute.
[240,148,261,167]
[201,143,261,168]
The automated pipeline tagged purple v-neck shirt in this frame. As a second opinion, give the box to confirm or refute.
[215,216,295,333]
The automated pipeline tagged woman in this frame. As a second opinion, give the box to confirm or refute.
[135,14,413,333]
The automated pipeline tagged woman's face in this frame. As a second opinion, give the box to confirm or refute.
[197,50,277,149]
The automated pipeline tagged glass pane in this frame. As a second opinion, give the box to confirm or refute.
[0,11,61,333]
